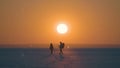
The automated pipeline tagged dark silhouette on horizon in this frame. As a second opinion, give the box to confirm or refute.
[59,41,65,55]
[49,43,54,55]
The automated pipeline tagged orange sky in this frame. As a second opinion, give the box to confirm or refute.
[0,0,120,48]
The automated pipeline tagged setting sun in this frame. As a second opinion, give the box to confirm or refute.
[57,23,68,34]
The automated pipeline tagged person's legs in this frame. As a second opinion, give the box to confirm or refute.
[51,49,54,54]
[60,48,63,54]
[59,49,61,54]
[61,49,63,54]
[50,49,53,54]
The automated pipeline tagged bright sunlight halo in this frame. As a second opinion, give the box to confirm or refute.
[57,24,68,34]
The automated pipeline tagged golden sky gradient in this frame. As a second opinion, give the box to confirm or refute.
[0,0,120,47]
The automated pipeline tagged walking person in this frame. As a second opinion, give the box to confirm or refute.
[49,43,54,55]
[59,41,65,55]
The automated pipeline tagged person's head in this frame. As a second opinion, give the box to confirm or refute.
[50,42,53,45]
[60,41,62,44]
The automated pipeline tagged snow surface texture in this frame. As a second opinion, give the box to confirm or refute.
[0,48,120,68]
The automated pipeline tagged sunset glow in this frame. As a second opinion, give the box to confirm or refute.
[0,0,120,48]
[57,23,68,34]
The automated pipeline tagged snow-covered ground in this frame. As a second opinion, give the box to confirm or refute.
[0,48,120,68]
[22,49,78,68]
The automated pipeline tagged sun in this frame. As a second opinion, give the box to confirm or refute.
[57,23,68,34]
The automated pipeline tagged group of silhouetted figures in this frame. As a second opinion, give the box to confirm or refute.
[49,41,65,55]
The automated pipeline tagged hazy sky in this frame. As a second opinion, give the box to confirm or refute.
[0,0,120,47]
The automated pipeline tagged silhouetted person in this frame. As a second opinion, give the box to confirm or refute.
[59,42,65,54]
[49,43,54,55]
